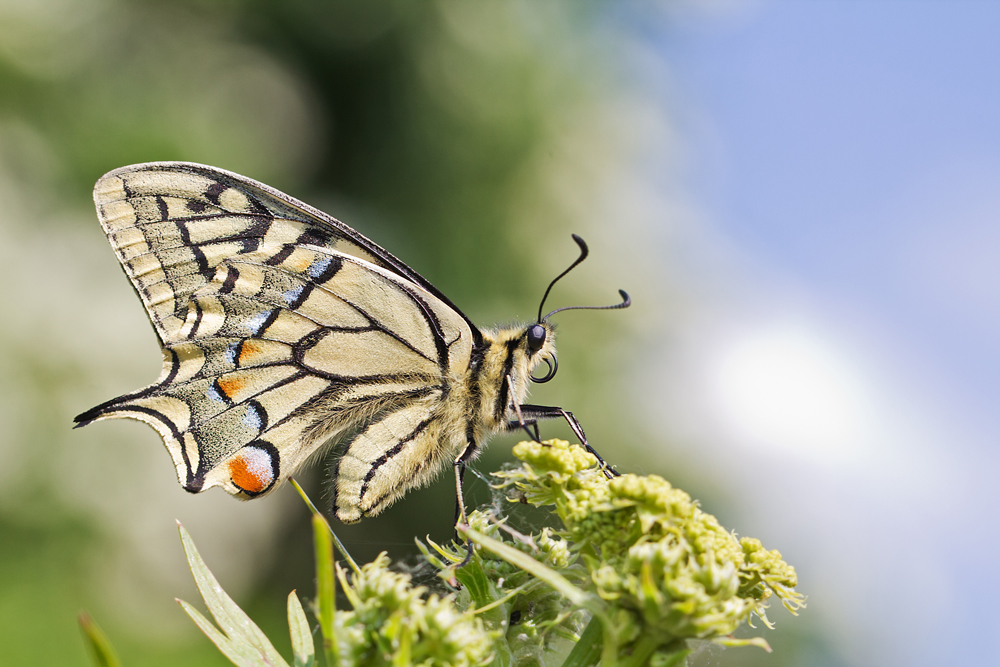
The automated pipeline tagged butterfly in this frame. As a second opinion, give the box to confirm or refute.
[74,162,629,524]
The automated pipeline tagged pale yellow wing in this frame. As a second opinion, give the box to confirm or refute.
[333,400,456,523]
[92,162,480,346]
[78,165,474,506]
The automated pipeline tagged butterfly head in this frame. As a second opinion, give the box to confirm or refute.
[519,322,559,382]
[525,322,558,383]
[476,322,557,422]
[523,234,632,386]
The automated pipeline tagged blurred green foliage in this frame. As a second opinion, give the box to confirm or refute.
[0,1,816,665]
[0,0,639,663]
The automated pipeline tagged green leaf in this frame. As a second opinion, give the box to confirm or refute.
[559,615,602,667]
[178,600,273,667]
[713,635,771,651]
[78,612,121,667]
[312,514,339,667]
[461,524,599,614]
[287,592,315,667]
[177,522,290,667]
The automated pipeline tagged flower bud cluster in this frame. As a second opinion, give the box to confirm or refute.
[495,440,804,649]
[337,553,493,666]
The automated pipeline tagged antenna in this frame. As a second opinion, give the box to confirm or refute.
[542,290,631,322]
[535,234,631,323]
[536,234,590,323]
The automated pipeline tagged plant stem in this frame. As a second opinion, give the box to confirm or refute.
[294,478,359,574]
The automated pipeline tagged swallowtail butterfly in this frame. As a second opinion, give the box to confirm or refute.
[75,163,628,523]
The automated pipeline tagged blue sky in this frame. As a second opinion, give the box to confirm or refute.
[618,2,1000,665]
[661,1,1000,425]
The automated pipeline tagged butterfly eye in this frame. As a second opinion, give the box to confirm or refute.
[526,324,547,355]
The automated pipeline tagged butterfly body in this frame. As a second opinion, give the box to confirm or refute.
[75,163,568,523]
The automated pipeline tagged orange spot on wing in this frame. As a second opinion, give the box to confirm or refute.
[290,254,312,272]
[217,376,245,399]
[229,450,273,494]
[239,340,263,365]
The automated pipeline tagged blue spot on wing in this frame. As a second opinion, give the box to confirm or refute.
[207,384,225,404]
[245,311,270,334]
[243,403,262,431]
[307,256,331,279]
[283,284,304,305]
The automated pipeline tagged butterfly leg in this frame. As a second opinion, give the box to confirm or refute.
[452,459,470,526]
[521,419,542,442]
[517,404,619,479]
[452,441,479,568]
[506,376,543,443]
[505,417,541,442]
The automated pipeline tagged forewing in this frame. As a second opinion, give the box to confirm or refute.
[76,242,474,500]
[93,161,481,345]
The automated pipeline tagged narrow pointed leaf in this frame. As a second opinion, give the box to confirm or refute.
[178,522,289,667]
[714,636,771,650]
[461,525,599,613]
[560,615,602,667]
[78,612,121,667]
[312,513,339,667]
[178,599,276,667]
[287,591,315,667]
[293,478,359,574]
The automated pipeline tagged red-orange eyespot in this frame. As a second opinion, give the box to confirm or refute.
[228,445,276,495]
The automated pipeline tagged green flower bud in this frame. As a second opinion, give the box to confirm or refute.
[496,440,805,655]
[338,554,493,666]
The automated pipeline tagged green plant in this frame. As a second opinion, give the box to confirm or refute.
[82,441,803,666]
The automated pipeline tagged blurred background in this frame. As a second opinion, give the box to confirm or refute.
[1,1,997,665]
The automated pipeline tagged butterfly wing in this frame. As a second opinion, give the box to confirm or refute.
[89,161,482,346]
[77,164,475,514]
